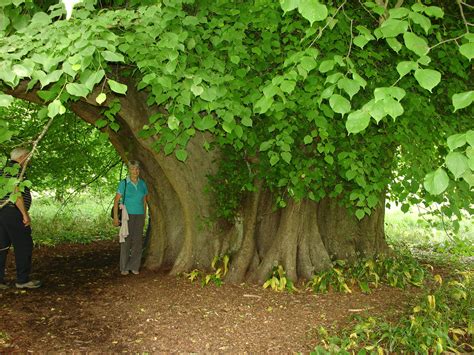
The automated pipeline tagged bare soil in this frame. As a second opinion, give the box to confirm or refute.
[0,240,418,352]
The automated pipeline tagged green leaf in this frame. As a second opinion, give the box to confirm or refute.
[445,152,469,179]
[346,110,370,134]
[66,83,89,98]
[191,84,204,96]
[201,87,218,102]
[355,209,365,220]
[462,171,474,187]
[367,195,379,208]
[0,93,13,107]
[337,78,360,99]
[254,95,274,114]
[409,12,431,34]
[47,99,65,118]
[379,19,408,38]
[195,115,217,131]
[329,94,351,115]
[260,140,274,152]
[388,7,409,19]
[352,73,367,88]
[107,80,128,95]
[403,32,429,57]
[96,93,106,105]
[280,0,299,12]
[386,37,402,53]
[469,155,474,171]
[447,133,466,151]
[167,115,180,130]
[270,154,280,166]
[383,97,404,119]
[396,61,418,77]
[364,99,386,123]
[452,91,474,112]
[324,155,334,165]
[31,12,51,27]
[417,55,431,66]
[459,43,474,61]
[230,55,240,64]
[300,56,317,72]
[12,64,32,78]
[95,119,108,129]
[303,135,313,144]
[424,6,444,19]
[374,87,406,101]
[175,149,188,162]
[466,130,474,147]
[354,36,370,49]
[424,168,449,195]
[101,51,125,62]
[241,117,253,127]
[297,0,328,26]
[280,80,296,94]
[281,151,292,164]
[319,60,335,73]
[414,69,441,92]
[39,70,63,88]
[84,70,105,91]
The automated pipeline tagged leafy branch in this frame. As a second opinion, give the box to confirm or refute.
[0,116,55,209]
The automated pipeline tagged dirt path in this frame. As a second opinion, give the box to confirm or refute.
[0,240,416,352]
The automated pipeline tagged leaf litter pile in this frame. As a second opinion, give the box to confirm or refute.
[0,240,416,352]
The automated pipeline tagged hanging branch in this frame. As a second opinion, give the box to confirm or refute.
[54,156,122,215]
[308,0,347,48]
[0,116,55,209]
[457,0,472,33]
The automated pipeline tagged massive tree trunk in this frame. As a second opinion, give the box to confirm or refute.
[8,82,391,284]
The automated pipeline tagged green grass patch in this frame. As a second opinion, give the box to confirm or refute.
[0,331,10,347]
[312,271,473,354]
[385,206,474,267]
[29,195,117,246]
[307,254,425,294]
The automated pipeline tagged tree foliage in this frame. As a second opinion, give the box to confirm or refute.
[0,0,472,219]
[0,100,119,198]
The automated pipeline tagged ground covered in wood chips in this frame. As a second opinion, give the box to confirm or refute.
[0,240,419,352]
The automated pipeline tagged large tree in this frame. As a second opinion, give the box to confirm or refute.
[0,0,472,283]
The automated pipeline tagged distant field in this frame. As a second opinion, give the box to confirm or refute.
[29,194,117,246]
[28,194,473,258]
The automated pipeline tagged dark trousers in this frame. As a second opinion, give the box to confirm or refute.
[120,214,145,272]
[0,206,33,284]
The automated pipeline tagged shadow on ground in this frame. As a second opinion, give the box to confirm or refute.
[0,240,417,352]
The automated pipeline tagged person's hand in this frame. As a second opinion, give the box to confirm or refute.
[113,217,120,227]
[22,213,31,226]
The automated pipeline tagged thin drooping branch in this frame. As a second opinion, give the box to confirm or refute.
[346,19,354,59]
[0,116,55,208]
[375,0,389,25]
[54,157,122,215]
[457,0,472,33]
[395,0,404,8]
[461,1,474,9]
[308,0,347,48]
[429,34,467,51]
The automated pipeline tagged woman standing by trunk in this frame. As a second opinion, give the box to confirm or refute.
[113,160,148,275]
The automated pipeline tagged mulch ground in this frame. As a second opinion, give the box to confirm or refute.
[0,240,419,352]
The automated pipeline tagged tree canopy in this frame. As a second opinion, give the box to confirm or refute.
[0,0,472,219]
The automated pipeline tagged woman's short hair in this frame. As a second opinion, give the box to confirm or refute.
[128,160,140,169]
[10,147,30,161]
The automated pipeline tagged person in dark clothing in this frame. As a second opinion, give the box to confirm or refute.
[0,147,41,289]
